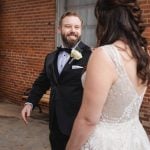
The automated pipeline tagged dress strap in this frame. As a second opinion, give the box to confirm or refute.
[100,44,123,74]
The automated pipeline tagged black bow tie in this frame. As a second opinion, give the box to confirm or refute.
[57,47,72,54]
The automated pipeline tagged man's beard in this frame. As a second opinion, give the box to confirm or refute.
[61,32,81,48]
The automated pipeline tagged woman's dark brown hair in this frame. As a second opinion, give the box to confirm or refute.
[95,0,150,85]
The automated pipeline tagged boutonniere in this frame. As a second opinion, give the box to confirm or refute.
[69,49,82,64]
[71,49,82,60]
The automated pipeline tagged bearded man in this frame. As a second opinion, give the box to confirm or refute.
[21,11,91,150]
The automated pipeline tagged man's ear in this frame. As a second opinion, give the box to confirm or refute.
[57,26,61,34]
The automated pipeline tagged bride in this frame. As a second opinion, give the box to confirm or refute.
[66,0,150,150]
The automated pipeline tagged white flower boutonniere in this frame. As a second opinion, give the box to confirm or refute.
[70,49,82,60]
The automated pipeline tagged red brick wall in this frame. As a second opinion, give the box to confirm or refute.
[0,0,56,105]
[139,1,150,135]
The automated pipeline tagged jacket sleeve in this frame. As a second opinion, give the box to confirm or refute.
[27,54,50,107]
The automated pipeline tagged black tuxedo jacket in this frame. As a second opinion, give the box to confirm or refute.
[27,41,91,135]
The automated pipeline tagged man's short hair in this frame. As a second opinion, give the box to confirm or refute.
[59,11,83,26]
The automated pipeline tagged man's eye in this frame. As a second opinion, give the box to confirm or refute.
[65,25,71,28]
[75,26,80,29]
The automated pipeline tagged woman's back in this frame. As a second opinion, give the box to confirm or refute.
[99,44,147,123]
[81,44,150,150]
[114,41,146,96]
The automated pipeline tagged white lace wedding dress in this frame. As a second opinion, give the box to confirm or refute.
[81,45,150,150]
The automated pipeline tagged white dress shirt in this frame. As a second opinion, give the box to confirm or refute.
[57,51,70,74]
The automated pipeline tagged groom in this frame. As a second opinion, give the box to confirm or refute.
[21,11,91,150]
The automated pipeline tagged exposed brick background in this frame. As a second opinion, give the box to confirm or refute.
[139,0,150,135]
[0,0,56,106]
[0,0,150,135]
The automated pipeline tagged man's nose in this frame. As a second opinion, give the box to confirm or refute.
[70,26,76,32]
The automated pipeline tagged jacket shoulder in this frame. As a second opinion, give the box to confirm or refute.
[46,51,56,58]
[44,50,57,64]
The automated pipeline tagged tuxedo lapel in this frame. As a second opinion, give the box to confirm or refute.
[75,41,85,53]
[50,51,60,84]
